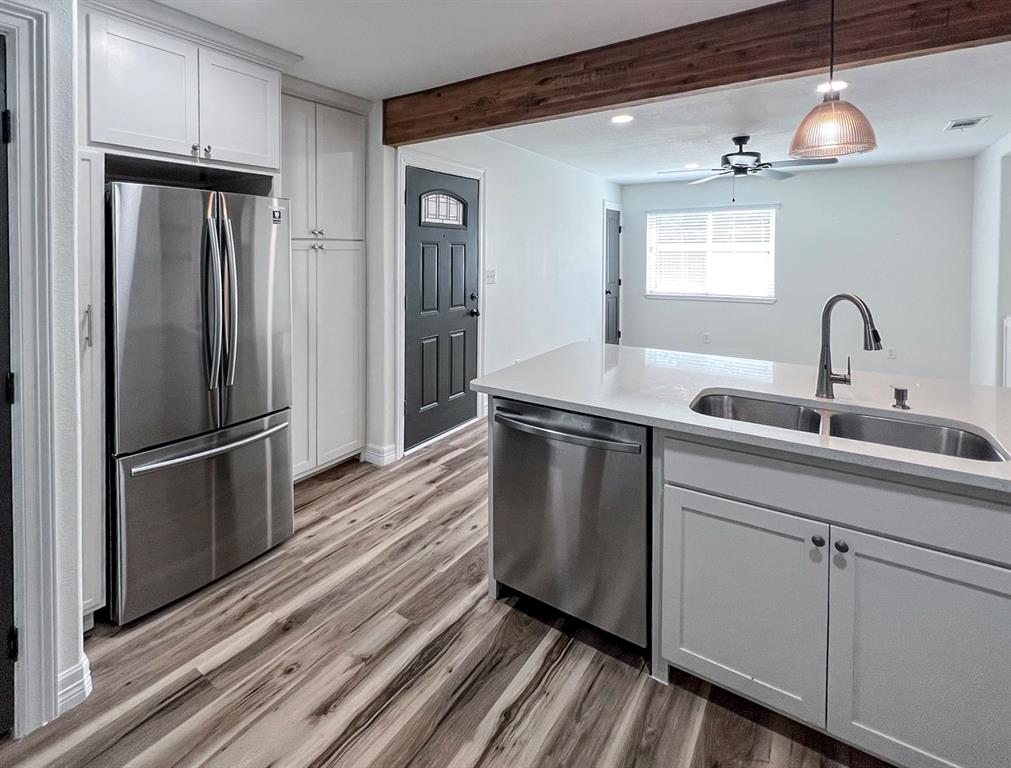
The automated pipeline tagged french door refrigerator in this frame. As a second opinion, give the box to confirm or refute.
[108,182,294,624]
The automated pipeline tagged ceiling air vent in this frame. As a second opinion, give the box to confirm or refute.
[943,116,990,132]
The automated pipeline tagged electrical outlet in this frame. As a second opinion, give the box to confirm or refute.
[702,331,712,345]
[484,269,497,285]
[887,346,897,359]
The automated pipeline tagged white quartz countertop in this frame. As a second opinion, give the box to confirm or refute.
[470,341,1011,495]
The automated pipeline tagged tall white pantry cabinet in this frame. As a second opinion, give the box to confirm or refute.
[281,94,367,478]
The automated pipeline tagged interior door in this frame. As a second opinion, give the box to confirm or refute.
[110,183,220,455]
[604,208,621,344]
[0,34,14,736]
[404,167,480,450]
[219,192,292,427]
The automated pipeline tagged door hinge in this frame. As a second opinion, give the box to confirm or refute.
[7,626,18,662]
[1,110,11,144]
[618,278,622,286]
[618,330,622,339]
[4,371,14,405]
[618,225,623,234]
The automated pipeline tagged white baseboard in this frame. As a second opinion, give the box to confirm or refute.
[58,655,93,714]
[362,442,397,467]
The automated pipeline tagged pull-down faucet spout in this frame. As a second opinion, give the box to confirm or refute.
[816,293,883,399]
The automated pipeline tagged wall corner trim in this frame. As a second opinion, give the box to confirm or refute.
[57,656,93,715]
[362,443,398,467]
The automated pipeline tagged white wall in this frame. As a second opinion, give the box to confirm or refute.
[620,159,975,382]
[364,132,619,457]
[969,132,1011,385]
[414,134,621,373]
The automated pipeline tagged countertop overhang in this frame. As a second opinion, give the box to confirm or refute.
[471,342,1011,496]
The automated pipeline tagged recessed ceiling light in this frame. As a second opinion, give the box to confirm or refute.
[684,163,701,170]
[611,114,634,124]
[816,79,849,93]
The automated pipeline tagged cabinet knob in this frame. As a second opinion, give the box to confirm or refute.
[834,540,849,553]
[191,143,199,152]
[203,145,212,155]
[811,535,826,548]
[311,229,320,236]
[318,229,326,236]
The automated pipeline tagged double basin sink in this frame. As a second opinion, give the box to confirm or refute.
[691,392,1007,462]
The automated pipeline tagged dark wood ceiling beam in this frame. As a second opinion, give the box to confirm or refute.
[383,0,1011,146]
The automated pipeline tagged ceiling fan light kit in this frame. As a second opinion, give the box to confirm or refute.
[789,0,877,159]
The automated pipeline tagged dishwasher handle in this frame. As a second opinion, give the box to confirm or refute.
[494,413,642,454]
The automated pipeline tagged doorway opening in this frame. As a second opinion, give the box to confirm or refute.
[603,202,621,345]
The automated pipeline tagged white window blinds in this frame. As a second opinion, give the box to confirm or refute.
[646,207,776,300]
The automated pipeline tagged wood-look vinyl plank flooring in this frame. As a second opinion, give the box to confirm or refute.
[0,422,892,768]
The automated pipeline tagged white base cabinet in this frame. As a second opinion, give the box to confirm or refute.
[828,528,1011,768]
[290,242,365,478]
[662,488,829,727]
[660,436,1011,768]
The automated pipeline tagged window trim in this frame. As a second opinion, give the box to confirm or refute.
[645,204,779,303]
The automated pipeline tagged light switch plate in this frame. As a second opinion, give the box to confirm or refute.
[484,269,497,285]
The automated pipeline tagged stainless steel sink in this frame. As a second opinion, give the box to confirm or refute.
[691,393,822,434]
[828,412,1007,462]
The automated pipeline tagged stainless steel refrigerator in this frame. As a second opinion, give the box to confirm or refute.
[108,182,294,625]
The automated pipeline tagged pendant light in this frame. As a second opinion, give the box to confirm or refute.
[789,0,877,158]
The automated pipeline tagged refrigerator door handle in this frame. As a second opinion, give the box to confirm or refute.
[130,421,289,477]
[223,214,239,387]
[206,213,224,391]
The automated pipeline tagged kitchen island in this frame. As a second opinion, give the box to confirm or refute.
[471,341,1011,768]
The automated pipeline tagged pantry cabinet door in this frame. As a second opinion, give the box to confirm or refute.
[88,13,200,157]
[662,487,830,727]
[281,95,317,240]
[315,243,365,464]
[290,243,317,477]
[198,49,280,168]
[315,105,365,240]
[828,528,1011,768]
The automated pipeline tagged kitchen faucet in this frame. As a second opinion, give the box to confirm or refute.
[816,293,883,398]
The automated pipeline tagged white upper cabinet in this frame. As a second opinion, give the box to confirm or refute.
[86,12,281,169]
[281,95,317,240]
[88,14,200,157]
[315,105,365,240]
[198,49,280,168]
[281,96,365,240]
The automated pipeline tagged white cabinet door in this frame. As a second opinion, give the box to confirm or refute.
[198,49,280,168]
[281,95,317,240]
[315,105,365,240]
[828,528,1011,768]
[291,243,317,477]
[315,242,365,464]
[87,13,200,156]
[78,150,106,618]
[662,487,829,727]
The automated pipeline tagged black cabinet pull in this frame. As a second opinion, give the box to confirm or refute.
[811,535,826,548]
[834,540,849,553]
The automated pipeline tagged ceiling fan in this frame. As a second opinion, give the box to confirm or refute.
[658,135,838,185]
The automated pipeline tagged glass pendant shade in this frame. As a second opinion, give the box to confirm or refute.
[789,91,878,158]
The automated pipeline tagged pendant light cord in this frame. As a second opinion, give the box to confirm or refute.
[829,0,836,83]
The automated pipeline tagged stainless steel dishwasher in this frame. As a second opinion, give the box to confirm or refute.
[491,398,648,646]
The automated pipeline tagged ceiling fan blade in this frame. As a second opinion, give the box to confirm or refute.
[657,168,723,175]
[767,158,839,168]
[759,169,794,180]
[689,172,729,185]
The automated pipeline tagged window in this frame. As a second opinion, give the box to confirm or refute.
[420,191,465,226]
[646,207,776,301]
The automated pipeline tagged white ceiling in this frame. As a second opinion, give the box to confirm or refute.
[154,0,777,100]
[488,43,1011,183]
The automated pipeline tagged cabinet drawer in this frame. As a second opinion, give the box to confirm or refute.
[662,486,829,727]
[663,436,1011,568]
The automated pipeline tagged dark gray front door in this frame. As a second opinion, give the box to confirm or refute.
[0,35,14,736]
[604,208,621,344]
[405,167,479,450]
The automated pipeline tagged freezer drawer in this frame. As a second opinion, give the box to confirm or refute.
[491,399,648,646]
[112,411,293,624]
